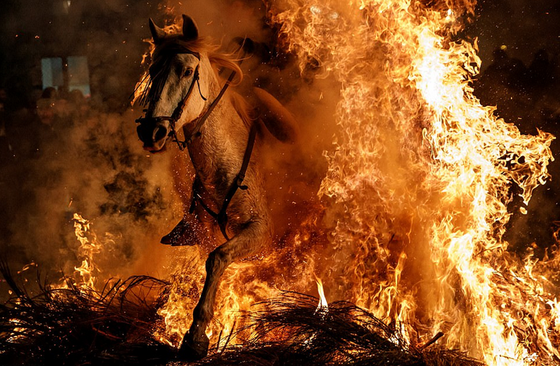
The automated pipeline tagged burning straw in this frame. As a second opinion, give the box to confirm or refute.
[0,261,172,365]
[201,292,483,366]
[0,262,482,366]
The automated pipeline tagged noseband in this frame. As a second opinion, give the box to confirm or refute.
[135,50,236,151]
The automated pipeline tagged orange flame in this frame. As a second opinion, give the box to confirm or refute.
[152,247,206,347]
[139,1,560,364]
[315,277,328,313]
[270,0,558,364]
[71,213,101,290]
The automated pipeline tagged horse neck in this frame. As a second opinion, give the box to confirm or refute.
[187,66,249,182]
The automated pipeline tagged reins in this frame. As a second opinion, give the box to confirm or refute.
[189,123,257,240]
[172,69,237,149]
[175,67,255,241]
[182,68,255,240]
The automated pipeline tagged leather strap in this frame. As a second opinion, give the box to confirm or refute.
[190,123,257,240]
[179,70,237,147]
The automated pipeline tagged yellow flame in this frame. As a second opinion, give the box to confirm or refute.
[152,247,206,347]
[143,2,560,364]
[71,213,101,290]
[316,277,328,312]
[270,0,557,364]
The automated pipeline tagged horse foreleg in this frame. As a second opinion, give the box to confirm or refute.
[178,219,271,360]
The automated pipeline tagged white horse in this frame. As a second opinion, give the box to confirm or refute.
[135,15,298,359]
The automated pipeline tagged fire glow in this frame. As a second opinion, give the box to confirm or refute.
[271,0,559,364]
[135,0,558,364]
[72,213,101,290]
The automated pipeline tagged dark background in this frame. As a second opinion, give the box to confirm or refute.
[0,0,162,111]
[1,0,558,111]
[464,0,560,252]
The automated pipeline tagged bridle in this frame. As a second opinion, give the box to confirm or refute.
[136,48,256,241]
[135,50,236,151]
[175,69,237,149]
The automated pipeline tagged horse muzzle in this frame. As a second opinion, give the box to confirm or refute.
[136,116,172,152]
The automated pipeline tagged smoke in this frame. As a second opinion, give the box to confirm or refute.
[0,1,189,291]
[1,107,181,285]
[0,0,340,300]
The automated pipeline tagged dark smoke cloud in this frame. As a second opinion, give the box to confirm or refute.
[0,0,188,293]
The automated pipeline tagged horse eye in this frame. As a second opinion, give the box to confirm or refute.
[184,68,194,77]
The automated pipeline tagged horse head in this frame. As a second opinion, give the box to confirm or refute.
[136,15,214,152]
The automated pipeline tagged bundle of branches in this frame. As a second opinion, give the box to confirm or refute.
[198,292,484,366]
[1,261,484,366]
[0,262,174,365]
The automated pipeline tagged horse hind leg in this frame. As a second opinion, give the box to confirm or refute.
[178,219,271,360]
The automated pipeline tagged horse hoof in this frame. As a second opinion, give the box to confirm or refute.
[178,332,209,361]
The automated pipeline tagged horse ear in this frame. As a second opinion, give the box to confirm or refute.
[181,15,199,41]
[149,18,166,43]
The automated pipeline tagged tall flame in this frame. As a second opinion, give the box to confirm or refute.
[269,0,558,364]
[71,213,102,290]
[141,1,560,364]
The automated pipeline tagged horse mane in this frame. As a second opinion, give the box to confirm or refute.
[183,38,254,130]
[134,36,253,129]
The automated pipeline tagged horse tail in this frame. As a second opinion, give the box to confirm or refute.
[251,87,299,144]
[230,92,254,131]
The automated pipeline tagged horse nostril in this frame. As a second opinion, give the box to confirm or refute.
[153,125,168,142]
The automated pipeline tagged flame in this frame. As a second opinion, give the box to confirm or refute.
[71,213,102,290]
[315,277,328,313]
[268,0,558,364]
[52,213,112,291]
[152,247,206,347]
[136,1,560,364]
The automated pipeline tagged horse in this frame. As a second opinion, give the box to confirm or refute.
[135,15,299,360]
